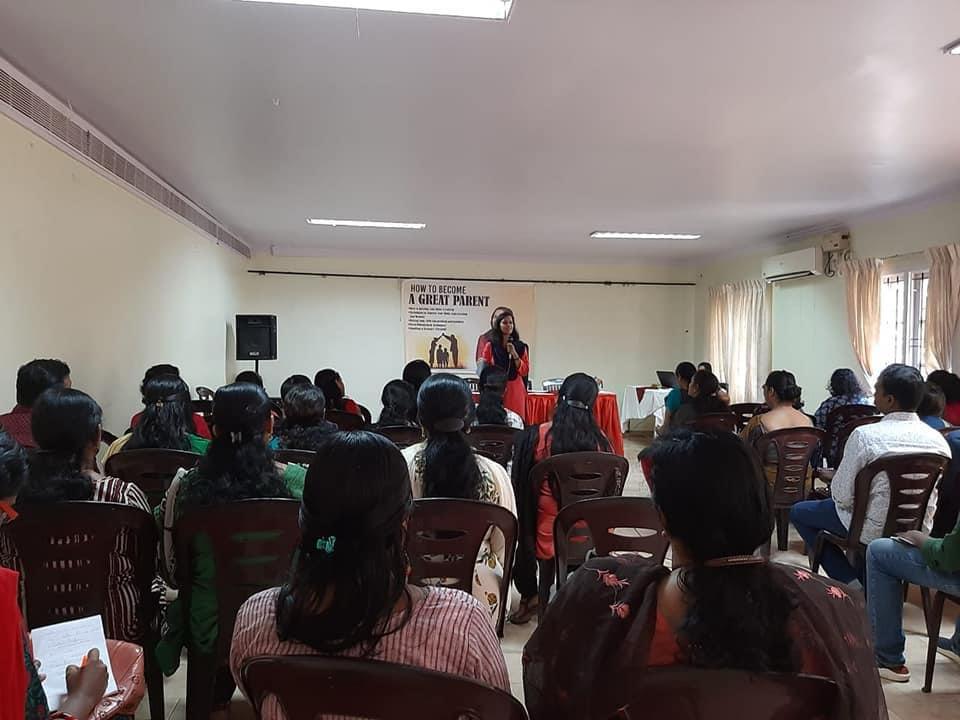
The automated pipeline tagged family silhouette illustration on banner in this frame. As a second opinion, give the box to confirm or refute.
[428,333,460,369]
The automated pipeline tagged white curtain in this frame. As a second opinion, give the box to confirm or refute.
[838,258,882,382]
[924,243,960,371]
[707,280,771,403]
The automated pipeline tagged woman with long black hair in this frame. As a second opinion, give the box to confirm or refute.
[105,374,210,460]
[524,430,886,720]
[229,431,508,720]
[155,383,305,703]
[477,308,530,419]
[509,373,612,623]
[375,379,418,428]
[475,367,524,429]
[4,388,151,641]
[314,368,362,416]
[401,374,516,628]
[670,369,729,427]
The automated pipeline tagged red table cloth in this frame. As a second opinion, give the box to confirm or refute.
[471,391,625,457]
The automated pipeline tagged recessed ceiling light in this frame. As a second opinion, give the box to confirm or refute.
[307,218,426,229]
[942,38,960,55]
[590,231,702,240]
[234,0,514,20]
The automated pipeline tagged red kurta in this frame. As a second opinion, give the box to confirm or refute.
[480,341,529,419]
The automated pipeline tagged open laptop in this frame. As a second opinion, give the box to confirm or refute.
[656,371,678,389]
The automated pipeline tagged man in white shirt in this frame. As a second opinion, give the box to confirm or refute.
[790,364,951,583]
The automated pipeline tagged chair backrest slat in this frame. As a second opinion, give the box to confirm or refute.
[467,425,520,468]
[105,448,201,508]
[241,655,529,720]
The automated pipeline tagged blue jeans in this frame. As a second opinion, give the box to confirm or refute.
[789,498,859,583]
[866,538,960,666]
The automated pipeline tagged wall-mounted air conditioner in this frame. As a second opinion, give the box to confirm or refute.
[761,247,824,283]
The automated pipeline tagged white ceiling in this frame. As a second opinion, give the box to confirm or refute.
[1,0,960,262]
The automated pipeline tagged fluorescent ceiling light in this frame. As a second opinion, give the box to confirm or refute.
[234,0,514,20]
[944,38,960,55]
[307,218,426,229]
[590,231,702,240]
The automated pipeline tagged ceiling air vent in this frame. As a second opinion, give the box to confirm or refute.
[0,62,250,258]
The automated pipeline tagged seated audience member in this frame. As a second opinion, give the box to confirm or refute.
[0,431,111,720]
[671,370,728,427]
[0,359,71,448]
[659,361,696,435]
[4,388,151,640]
[279,374,313,405]
[130,364,212,439]
[814,368,870,430]
[523,430,885,720]
[918,381,949,430]
[866,517,960,682]
[741,370,814,488]
[402,359,432,396]
[155,383,304,699]
[375,379,418,428]
[402,374,516,628]
[106,375,210,461]
[929,370,960,426]
[475,368,524,429]
[790,364,951,583]
[275,384,338,451]
[510,373,612,624]
[696,361,730,402]
[314,369,362,416]
[235,370,264,387]
[230,431,508,720]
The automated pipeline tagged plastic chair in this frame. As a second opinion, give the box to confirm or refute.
[465,376,481,393]
[327,409,365,431]
[529,451,629,617]
[939,426,958,438]
[101,429,120,446]
[617,667,837,719]
[554,497,668,590]
[273,449,316,466]
[3,501,164,720]
[196,386,215,402]
[811,453,948,576]
[685,413,738,433]
[468,425,520,467]
[754,427,826,551]
[241,655,529,720]
[822,404,879,467]
[358,404,373,426]
[921,590,960,692]
[173,499,301,720]
[105,448,202,508]
[729,403,764,431]
[406,498,517,637]
[829,415,882,468]
[376,425,423,449]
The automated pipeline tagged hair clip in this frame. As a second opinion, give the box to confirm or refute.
[564,399,590,411]
[314,535,336,555]
[229,431,243,445]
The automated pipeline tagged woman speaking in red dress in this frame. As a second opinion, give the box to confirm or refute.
[478,308,530,420]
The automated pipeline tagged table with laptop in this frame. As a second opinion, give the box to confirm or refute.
[620,370,680,432]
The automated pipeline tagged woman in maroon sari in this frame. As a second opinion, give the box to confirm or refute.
[523,430,886,720]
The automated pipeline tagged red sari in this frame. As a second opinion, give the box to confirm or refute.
[1,567,30,720]
[479,341,529,419]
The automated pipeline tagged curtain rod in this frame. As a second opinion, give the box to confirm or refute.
[248,269,697,287]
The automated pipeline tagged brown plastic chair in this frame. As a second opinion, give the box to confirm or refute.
[467,425,520,467]
[376,425,423,449]
[173,499,301,720]
[830,414,882,468]
[358,404,373,426]
[617,668,837,719]
[822,404,879,467]
[465,376,481,393]
[685,412,738,433]
[921,590,960,692]
[755,427,826,551]
[327,409,365,431]
[241,655,529,720]
[530,451,629,617]
[554,497,668,590]
[105,448,202,507]
[273,448,316,466]
[2,501,164,720]
[101,428,120,446]
[730,403,764,431]
[811,453,948,576]
[196,386,215,402]
[406,498,517,637]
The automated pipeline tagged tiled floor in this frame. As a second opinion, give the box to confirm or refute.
[141,433,960,719]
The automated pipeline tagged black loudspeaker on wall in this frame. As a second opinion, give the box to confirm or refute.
[236,315,278,361]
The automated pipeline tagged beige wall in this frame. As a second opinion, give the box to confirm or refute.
[0,113,245,432]
[695,194,960,409]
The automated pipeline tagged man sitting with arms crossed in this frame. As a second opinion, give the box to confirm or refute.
[790,364,951,583]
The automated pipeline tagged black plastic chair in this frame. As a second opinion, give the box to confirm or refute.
[327,409,365,431]
[273,448,317,466]
[468,425,520,467]
[105,448,202,507]
[376,425,423,449]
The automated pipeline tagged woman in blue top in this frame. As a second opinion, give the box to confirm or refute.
[813,369,869,429]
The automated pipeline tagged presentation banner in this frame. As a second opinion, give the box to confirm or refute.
[402,279,535,374]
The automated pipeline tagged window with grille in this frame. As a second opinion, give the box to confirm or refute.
[878,270,929,374]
